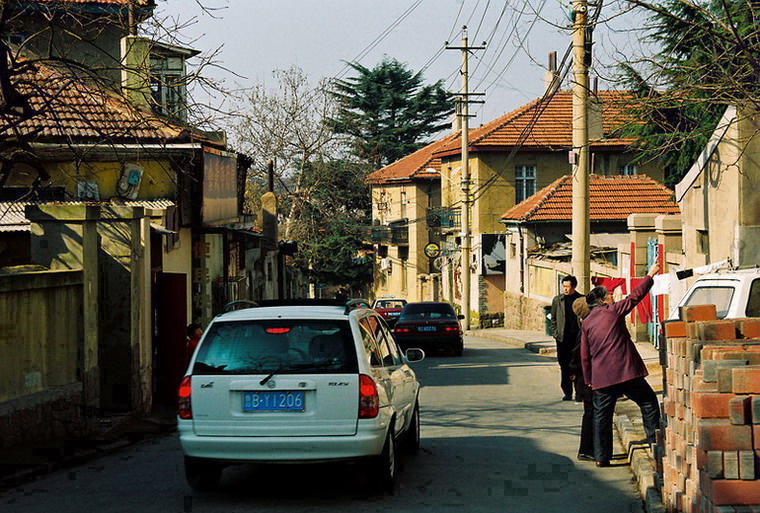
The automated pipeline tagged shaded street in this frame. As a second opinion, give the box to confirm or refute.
[1,335,643,513]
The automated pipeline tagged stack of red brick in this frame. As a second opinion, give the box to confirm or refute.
[660,304,760,513]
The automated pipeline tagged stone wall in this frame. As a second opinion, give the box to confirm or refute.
[503,290,549,332]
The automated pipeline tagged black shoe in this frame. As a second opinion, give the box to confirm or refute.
[562,395,573,401]
[595,461,610,468]
[577,453,595,462]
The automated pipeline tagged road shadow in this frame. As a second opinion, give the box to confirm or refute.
[194,435,643,513]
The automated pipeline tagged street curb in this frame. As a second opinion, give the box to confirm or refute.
[615,414,665,513]
[466,330,557,356]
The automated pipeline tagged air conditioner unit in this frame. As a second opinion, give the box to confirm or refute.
[76,180,100,201]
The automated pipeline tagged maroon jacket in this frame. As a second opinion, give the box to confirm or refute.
[580,275,654,390]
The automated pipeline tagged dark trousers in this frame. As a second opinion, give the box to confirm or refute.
[575,381,594,457]
[556,341,574,397]
[592,377,660,462]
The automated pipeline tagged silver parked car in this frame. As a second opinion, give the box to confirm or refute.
[178,300,425,493]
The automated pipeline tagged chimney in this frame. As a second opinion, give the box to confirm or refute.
[120,35,152,110]
[261,160,278,244]
[451,109,461,134]
[544,51,560,95]
[588,76,603,141]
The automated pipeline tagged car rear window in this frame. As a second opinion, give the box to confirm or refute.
[399,303,456,320]
[193,320,357,375]
[375,300,406,309]
[746,279,760,318]
[682,286,735,319]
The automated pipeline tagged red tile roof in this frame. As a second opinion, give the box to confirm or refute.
[435,90,637,156]
[501,174,680,222]
[365,132,461,184]
[1,60,190,143]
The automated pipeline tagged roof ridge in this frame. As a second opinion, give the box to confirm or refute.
[519,175,570,221]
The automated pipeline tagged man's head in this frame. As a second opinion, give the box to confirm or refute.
[562,275,578,296]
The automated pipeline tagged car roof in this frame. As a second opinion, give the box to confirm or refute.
[212,305,372,323]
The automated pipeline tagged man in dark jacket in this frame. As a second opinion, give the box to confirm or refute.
[580,263,661,467]
[550,275,583,400]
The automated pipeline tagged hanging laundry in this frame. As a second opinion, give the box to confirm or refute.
[591,277,628,295]
[651,273,673,296]
[630,278,653,322]
[694,259,729,275]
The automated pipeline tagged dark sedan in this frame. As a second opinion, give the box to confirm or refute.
[392,302,464,356]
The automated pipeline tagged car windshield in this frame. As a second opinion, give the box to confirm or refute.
[399,303,456,321]
[683,286,735,319]
[375,300,406,309]
[193,320,357,375]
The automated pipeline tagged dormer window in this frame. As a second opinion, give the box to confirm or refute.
[148,42,199,122]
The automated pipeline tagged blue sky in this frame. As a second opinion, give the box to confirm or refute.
[155,0,647,127]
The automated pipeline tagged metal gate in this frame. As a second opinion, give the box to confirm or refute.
[647,237,660,348]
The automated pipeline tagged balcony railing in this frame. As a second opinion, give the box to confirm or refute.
[427,207,461,230]
[361,220,409,245]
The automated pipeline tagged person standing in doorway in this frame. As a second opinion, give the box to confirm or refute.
[550,275,583,401]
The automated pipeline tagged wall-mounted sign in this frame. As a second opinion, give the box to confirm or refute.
[424,242,441,259]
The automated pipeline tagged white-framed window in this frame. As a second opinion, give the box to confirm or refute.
[515,165,536,203]
[620,164,637,176]
[400,190,407,219]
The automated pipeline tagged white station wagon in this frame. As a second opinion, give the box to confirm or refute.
[178,299,424,492]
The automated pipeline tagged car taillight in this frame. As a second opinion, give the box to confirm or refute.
[359,374,379,419]
[178,376,192,419]
[445,325,460,332]
[395,327,410,333]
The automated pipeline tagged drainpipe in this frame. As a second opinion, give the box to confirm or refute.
[518,224,525,294]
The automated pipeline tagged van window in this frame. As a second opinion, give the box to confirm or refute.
[193,320,357,374]
[746,279,760,318]
[682,286,735,319]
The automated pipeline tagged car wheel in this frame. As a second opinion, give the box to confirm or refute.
[400,402,420,454]
[451,340,464,357]
[369,428,397,493]
[185,456,222,491]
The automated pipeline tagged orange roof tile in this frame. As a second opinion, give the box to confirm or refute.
[435,90,637,156]
[1,60,189,143]
[501,174,680,222]
[365,132,461,184]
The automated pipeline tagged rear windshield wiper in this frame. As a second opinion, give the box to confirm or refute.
[259,360,338,386]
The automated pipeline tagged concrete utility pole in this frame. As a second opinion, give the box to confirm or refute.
[447,28,484,330]
[571,0,591,293]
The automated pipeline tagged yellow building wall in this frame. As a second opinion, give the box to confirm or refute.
[162,228,193,320]
[10,160,177,199]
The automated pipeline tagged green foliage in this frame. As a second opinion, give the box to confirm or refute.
[290,159,373,289]
[617,0,760,184]
[330,57,453,167]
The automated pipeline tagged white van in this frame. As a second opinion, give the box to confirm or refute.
[668,268,760,320]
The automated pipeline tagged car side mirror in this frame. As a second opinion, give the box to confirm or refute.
[405,348,425,362]
[457,314,465,320]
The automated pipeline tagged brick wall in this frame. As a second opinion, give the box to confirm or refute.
[660,305,760,512]
[503,290,547,331]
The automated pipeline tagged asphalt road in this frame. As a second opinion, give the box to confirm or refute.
[0,335,643,513]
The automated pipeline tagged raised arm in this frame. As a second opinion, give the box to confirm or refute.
[612,263,660,317]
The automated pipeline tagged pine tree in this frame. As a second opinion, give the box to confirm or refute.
[330,57,453,167]
[617,0,760,184]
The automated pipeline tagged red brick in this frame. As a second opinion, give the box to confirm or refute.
[682,304,718,322]
[698,321,740,341]
[739,320,760,340]
[703,344,744,361]
[698,419,753,450]
[693,377,719,392]
[740,450,756,479]
[734,367,760,394]
[730,396,752,425]
[752,396,760,424]
[693,392,735,419]
[709,479,760,506]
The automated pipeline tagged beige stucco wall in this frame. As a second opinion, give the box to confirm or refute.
[370,181,439,302]
[680,106,760,268]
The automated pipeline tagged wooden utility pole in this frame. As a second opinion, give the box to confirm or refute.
[571,0,591,293]
[447,28,484,330]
